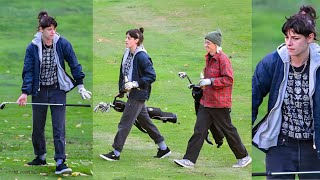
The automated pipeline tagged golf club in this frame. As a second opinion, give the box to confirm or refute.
[178,71,225,147]
[178,72,193,85]
[252,171,320,176]
[0,101,91,110]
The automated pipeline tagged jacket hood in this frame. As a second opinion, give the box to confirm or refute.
[124,45,147,56]
[277,42,320,64]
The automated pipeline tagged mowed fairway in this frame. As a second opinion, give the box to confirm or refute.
[252,0,320,179]
[0,1,93,179]
[93,0,251,179]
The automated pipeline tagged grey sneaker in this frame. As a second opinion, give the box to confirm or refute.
[174,159,195,168]
[232,155,252,168]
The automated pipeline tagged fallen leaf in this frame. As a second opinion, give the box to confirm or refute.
[79,172,89,176]
[39,173,47,176]
[72,172,80,176]
[76,123,82,128]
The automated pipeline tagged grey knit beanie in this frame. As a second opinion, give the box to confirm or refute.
[205,29,222,46]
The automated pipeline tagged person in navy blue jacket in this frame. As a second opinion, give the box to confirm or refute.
[16,14,91,175]
[252,5,320,179]
[99,27,171,161]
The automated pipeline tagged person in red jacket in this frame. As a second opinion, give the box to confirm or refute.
[174,29,251,168]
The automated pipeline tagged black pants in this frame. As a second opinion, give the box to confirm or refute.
[32,85,66,160]
[266,135,320,179]
[184,105,247,163]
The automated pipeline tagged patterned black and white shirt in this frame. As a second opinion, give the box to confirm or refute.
[281,59,313,140]
[124,53,133,77]
[40,43,58,86]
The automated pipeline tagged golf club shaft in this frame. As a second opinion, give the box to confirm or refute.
[186,75,193,84]
[3,102,90,107]
[252,171,320,176]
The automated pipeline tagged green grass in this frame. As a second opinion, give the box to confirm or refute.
[252,0,320,179]
[93,0,251,179]
[0,1,93,179]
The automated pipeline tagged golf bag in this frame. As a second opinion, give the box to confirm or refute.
[192,85,224,147]
[112,97,177,133]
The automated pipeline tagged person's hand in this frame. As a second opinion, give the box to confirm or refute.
[17,93,28,106]
[199,78,212,86]
[77,84,92,100]
[124,81,139,91]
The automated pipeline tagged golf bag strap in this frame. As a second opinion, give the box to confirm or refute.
[134,120,147,133]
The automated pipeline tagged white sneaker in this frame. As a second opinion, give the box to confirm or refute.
[174,159,195,168]
[232,155,252,168]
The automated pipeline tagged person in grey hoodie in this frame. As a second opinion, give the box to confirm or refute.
[99,27,171,161]
[16,15,91,175]
[252,6,320,179]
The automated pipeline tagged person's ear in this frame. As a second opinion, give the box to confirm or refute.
[39,27,43,32]
[307,33,315,43]
[135,38,139,44]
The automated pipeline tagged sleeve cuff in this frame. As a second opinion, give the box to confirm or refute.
[210,78,215,85]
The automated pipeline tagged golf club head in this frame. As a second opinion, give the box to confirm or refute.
[0,103,5,110]
[178,72,187,79]
[93,102,111,113]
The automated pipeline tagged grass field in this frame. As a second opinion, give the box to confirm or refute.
[252,0,320,179]
[93,0,251,179]
[0,1,93,179]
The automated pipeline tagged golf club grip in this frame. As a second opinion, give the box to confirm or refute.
[252,172,268,176]
[65,104,91,107]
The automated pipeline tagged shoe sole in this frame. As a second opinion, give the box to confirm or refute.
[232,158,252,168]
[159,151,171,159]
[55,168,72,175]
[25,163,48,166]
[174,160,194,168]
[99,154,118,161]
